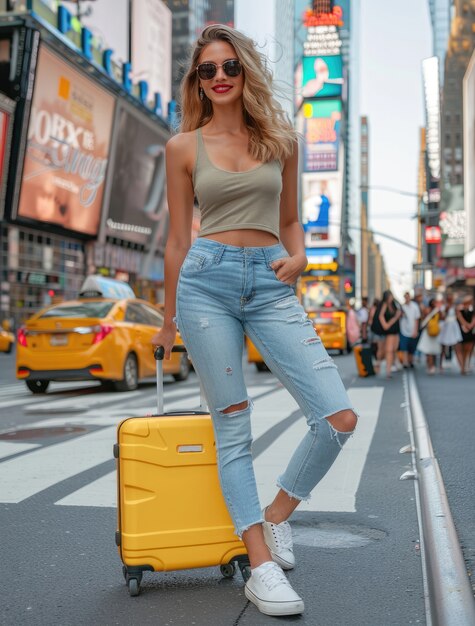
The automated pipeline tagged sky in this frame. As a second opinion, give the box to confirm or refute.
[360,0,433,299]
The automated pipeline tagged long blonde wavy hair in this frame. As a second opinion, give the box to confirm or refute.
[180,24,297,164]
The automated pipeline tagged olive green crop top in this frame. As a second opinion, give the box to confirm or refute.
[192,127,283,239]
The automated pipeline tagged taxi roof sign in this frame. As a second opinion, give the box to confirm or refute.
[79,275,136,299]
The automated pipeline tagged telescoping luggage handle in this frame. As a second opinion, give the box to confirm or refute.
[154,345,206,414]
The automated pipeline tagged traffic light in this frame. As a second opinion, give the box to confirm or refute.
[344,279,353,294]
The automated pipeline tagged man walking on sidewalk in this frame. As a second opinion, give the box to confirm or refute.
[399,291,421,369]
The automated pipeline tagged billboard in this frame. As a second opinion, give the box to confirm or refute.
[16,46,115,235]
[105,104,169,246]
[464,49,475,267]
[301,55,343,99]
[300,99,342,172]
[131,0,172,114]
[301,171,342,248]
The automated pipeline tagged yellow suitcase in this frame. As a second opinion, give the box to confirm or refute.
[115,346,249,596]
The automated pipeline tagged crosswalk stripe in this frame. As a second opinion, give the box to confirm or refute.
[0,383,378,512]
[254,387,384,513]
[0,426,116,503]
[0,441,40,460]
[55,470,116,508]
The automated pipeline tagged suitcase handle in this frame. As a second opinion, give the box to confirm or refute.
[153,344,206,414]
[154,345,186,360]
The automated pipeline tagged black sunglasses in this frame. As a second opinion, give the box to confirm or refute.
[196,59,242,81]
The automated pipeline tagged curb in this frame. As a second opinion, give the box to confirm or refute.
[405,372,475,626]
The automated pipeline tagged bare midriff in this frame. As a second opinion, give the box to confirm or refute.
[200,229,279,247]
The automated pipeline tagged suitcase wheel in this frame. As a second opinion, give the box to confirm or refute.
[128,578,140,597]
[220,563,236,579]
[239,563,252,582]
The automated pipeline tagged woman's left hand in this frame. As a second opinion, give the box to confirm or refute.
[271,254,308,285]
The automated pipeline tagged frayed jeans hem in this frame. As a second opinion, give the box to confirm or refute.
[276,479,311,503]
[235,517,265,539]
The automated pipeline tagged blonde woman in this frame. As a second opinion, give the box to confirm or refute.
[152,25,357,617]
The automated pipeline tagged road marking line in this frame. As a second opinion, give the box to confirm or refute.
[0,427,116,503]
[0,441,40,459]
[254,387,384,512]
[55,470,116,507]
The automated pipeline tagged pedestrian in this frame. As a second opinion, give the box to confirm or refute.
[417,298,442,374]
[151,24,358,618]
[456,294,475,374]
[356,296,370,343]
[369,297,385,368]
[399,291,421,369]
[438,291,463,372]
[346,299,361,349]
[378,290,402,378]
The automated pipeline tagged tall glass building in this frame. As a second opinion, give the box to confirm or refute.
[428,0,451,85]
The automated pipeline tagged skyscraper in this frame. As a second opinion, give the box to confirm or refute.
[428,0,451,85]
[163,0,235,101]
[235,0,295,118]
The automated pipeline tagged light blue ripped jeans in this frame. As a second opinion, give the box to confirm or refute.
[176,238,356,536]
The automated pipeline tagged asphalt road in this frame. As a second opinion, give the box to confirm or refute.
[0,348,428,625]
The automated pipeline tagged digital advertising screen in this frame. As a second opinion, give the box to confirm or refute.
[300,99,342,172]
[16,45,115,235]
[105,104,169,246]
[301,55,343,99]
[0,93,15,218]
[301,171,343,249]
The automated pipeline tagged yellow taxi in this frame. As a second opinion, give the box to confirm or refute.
[16,276,190,393]
[307,309,347,354]
[246,336,269,372]
[0,320,15,353]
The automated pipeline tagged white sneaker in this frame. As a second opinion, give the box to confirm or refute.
[245,561,304,616]
[262,509,295,570]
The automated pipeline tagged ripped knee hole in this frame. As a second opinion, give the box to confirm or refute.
[326,409,358,433]
[220,400,249,415]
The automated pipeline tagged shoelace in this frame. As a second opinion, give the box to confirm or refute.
[271,521,293,550]
[259,564,290,592]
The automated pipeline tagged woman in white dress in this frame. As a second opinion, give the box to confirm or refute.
[438,292,463,372]
[417,298,442,374]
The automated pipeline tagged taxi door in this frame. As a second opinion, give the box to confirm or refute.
[124,302,155,378]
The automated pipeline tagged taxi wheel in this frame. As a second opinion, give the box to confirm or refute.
[114,353,138,392]
[173,353,191,382]
[26,380,50,394]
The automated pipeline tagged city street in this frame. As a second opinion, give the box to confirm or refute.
[4,348,473,625]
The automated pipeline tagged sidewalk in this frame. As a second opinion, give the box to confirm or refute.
[413,363,475,597]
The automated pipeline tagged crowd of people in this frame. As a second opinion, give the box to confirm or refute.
[353,290,475,377]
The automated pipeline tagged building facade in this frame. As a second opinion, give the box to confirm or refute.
[0,1,172,327]
[438,0,475,287]
[359,116,389,302]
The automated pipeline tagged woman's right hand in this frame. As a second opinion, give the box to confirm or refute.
[151,323,177,360]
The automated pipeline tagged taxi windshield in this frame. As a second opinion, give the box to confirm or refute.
[301,281,341,310]
[39,302,115,319]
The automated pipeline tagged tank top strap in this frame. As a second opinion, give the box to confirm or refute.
[193,127,208,181]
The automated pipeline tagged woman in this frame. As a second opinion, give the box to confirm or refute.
[378,290,402,379]
[151,25,357,617]
[368,297,384,368]
[417,298,442,374]
[438,292,462,372]
[456,294,475,374]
